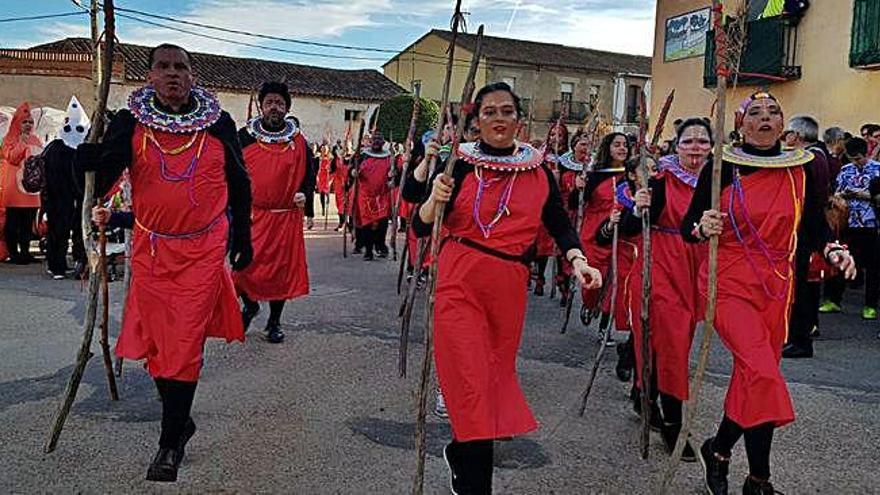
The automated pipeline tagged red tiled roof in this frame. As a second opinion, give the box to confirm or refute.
[392,30,652,75]
[28,38,403,102]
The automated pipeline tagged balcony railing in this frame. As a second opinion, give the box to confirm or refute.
[551,100,590,123]
[704,15,801,87]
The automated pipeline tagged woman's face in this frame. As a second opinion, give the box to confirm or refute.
[677,124,712,169]
[573,137,590,160]
[609,135,629,164]
[20,116,34,136]
[549,125,566,151]
[741,97,784,149]
[477,90,519,149]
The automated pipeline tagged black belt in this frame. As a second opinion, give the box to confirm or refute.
[441,235,534,267]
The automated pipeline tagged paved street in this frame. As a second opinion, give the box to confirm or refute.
[1,226,879,493]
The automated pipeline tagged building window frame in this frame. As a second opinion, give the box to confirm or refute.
[851,0,880,68]
[344,109,363,122]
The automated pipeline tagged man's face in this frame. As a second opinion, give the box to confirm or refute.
[260,93,288,127]
[147,48,194,104]
[464,121,480,142]
[870,130,880,148]
[371,135,385,151]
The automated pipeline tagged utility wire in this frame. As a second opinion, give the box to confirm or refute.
[115,10,475,68]
[110,3,474,63]
[0,11,88,23]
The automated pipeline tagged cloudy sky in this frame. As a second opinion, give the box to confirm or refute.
[3,0,656,69]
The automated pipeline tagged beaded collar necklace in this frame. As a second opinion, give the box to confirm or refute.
[722,144,813,168]
[457,141,543,172]
[246,117,300,144]
[557,150,586,172]
[362,149,391,158]
[129,85,221,134]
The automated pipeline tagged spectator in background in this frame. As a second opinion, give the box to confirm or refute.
[1,103,43,264]
[822,126,846,183]
[860,123,880,160]
[783,115,831,358]
[820,137,880,319]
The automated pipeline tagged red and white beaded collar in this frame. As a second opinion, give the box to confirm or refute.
[456,141,543,172]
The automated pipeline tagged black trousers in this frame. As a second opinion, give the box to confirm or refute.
[823,227,879,308]
[356,219,389,255]
[4,207,37,261]
[788,247,821,347]
[45,202,86,274]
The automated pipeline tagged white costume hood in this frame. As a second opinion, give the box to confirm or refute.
[58,96,90,149]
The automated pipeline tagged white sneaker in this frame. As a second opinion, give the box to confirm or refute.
[434,390,449,418]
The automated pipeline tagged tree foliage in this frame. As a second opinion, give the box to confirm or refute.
[371,94,439,144]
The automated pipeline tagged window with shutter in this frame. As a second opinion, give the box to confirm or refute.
[850,0,880,68]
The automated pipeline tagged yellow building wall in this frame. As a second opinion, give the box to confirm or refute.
[651,0,880,140]
[383,33,487,103]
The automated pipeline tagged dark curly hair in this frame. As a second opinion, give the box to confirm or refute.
[594,132,630,169]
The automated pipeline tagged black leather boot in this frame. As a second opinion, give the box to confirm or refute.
[742,476,777,495]
[699,438,730,495]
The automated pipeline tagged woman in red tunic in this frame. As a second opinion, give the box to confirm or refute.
[683,93,855,495]
[316,144,332,217]
[623,118,713,461]
[330,146,349,230]
[234,81,315,344]
[413,82,602,494]
[531,122,570,297]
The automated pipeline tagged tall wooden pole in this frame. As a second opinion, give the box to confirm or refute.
[411,1,473,488]
[659,0,727,490]
[45,0,116,454]
[636,90,652,460]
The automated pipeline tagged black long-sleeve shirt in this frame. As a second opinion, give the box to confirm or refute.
[595,176,666,246]
[237,125,316,218]
[680,143,829,252]
[410,143,582,255]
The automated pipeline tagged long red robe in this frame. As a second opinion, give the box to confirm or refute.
[435,165,553,442]
[709,165,803,428]
[354,154,392,227]
[579,173,635,330]
[317,155,331,194]
[629,157,707,399]
[115,126,244,381]
[233,133,309,301]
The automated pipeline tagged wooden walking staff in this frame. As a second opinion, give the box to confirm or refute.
[660,0,728,490]
[45,0,117,454]
[633,87,675,460]
[396,86,422,291]
[342,119,367,258]
[561,101,601,334]
[577,175,620,416]
[398,0,462,379]
[635,89,653,460]
[412,14,482,495]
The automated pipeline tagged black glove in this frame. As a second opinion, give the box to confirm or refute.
[230,234,253,271]
[75,143,102,171]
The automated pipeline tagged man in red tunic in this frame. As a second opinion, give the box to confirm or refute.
[80,44,252,483]
[234,82,315,343]
[352,133,394,261]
